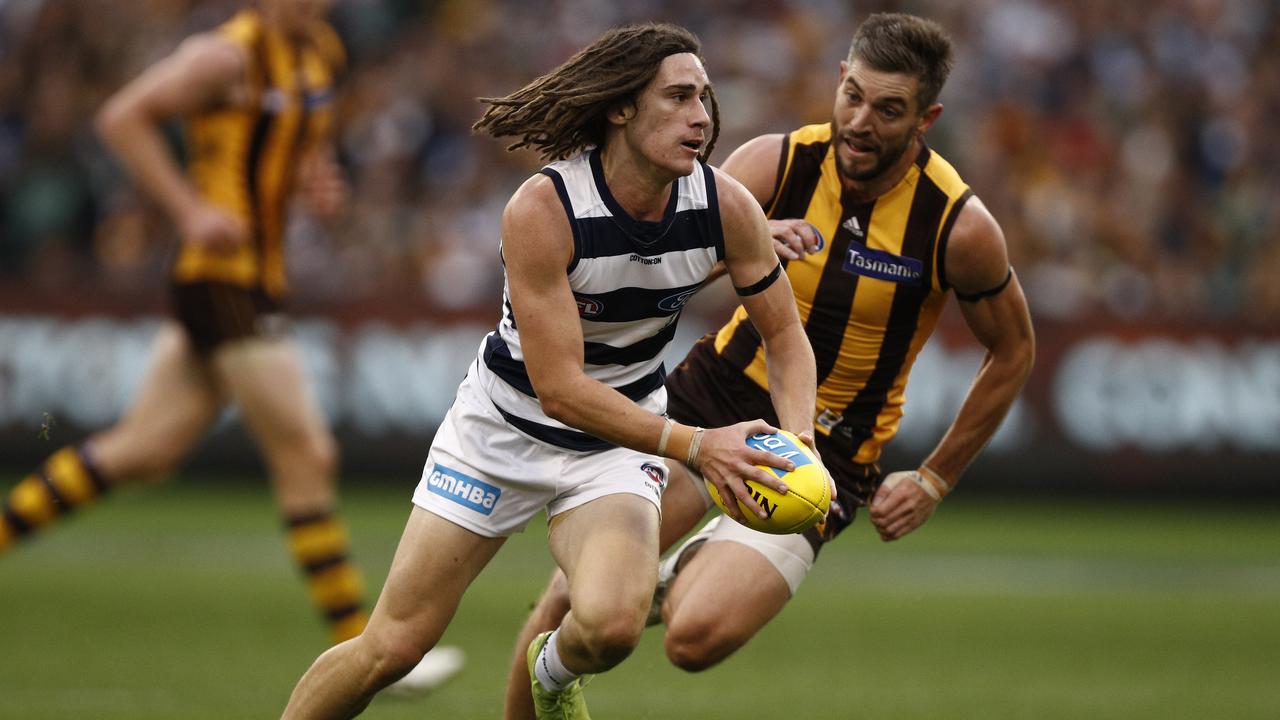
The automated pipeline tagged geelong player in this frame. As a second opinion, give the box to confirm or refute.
[0,0,460,694]
[280,22,819,720]
[505,13,1035,717]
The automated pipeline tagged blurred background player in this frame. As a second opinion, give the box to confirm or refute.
[504,12,1035,717]
[0,0,462,694]
[280,21,819,720]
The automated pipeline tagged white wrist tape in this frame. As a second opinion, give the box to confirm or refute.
[656,417,674,456]
[916,465,951,501]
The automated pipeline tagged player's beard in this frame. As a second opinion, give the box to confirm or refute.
[836,127,917,183]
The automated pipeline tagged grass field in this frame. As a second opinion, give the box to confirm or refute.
[1,477,1278,720]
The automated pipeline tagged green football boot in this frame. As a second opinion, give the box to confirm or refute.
[527,631,592,720]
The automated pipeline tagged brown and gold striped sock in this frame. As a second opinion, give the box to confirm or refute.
[1,445,110,554]
[285,509,368,644]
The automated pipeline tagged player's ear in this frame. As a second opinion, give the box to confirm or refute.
[606,100,637,126]
[916,102,943,134]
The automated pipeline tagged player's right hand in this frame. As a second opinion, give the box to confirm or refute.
[180,202,247,251]
[768,219,823,260]
[692,419,795,524]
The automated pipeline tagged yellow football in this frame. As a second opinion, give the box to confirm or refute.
[705,430,830,534]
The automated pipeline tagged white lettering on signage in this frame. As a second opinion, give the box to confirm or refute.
[1054,338,1280,452]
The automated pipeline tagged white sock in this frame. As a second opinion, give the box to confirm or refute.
[533,629,579,692]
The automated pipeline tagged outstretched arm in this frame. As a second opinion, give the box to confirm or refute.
[870,196,1035,541]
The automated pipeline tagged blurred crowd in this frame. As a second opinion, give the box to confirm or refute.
[1,0,1278,322]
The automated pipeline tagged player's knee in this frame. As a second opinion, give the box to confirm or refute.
[663,619,737,673]
[89,431,180,484]
[574,612,644,668]
[362,634,428,684]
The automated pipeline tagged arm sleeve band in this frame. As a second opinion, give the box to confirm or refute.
[955,267,1013,303]
[733,262,783,297]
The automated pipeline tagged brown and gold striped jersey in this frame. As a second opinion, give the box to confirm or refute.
[173,9,344,298]
[713,123,973,464]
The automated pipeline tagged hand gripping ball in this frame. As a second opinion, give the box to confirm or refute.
[705,430,830,534]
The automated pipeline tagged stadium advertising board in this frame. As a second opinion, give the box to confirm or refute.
[0,312,1276,493]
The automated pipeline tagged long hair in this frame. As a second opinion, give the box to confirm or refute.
[473,23,720,162]
[848,13,954,109]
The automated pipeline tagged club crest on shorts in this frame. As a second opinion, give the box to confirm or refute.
[640,462,667,498]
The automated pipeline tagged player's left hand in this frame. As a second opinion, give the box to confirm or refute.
[868,469,945,541]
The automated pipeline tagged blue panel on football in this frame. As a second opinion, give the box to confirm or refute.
[746,432,812,477]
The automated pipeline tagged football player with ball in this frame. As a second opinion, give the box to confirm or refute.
[505,12,1034,717]
[282,22,820,720]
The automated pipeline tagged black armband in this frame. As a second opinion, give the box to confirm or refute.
[956,267,1013,303]
[733,262,783,297]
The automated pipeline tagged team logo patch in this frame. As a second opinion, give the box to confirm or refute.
[843,241,923,285]
[640,462,667,498]
[746,432,813,478]
[424,463,501,515]
[842,215,865,238]
[576,297,604,317]
[658,289,698,312]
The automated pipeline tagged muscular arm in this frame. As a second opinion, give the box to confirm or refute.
[924,196,1035,483]
[870,196,1034,541]
[95,34,245,240]
[714,166,816,439]
[718,138,821,438]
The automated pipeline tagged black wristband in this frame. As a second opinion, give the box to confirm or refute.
[734,262,783,297]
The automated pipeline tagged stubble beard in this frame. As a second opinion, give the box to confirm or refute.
[836,128,917,183]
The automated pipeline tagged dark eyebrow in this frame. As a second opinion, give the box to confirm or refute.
[665,82,709,95]
[846,76,907,106]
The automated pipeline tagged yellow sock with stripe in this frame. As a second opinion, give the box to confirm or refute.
[1,445,110,554]
[285,510,369,644]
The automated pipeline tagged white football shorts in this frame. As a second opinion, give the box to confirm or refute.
[412,367,668,537]
[686,472,815,594]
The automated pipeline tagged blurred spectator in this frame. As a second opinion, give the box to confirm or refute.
[1,0,1277,323]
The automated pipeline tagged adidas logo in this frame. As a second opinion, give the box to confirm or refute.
[842,216,865,237]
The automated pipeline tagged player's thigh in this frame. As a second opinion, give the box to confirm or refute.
[659,462,713,553]
[665,528,810,640]
[549,493,661,619]
[211,336,329,452]
[366,506,506,651]
[91,322,221,476]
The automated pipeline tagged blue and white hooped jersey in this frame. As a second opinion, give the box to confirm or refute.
[475,149,726,451]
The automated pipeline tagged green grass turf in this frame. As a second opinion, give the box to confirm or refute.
[1,477,1278,719]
